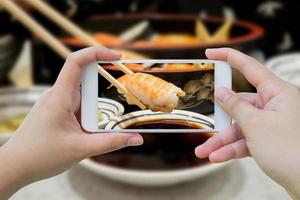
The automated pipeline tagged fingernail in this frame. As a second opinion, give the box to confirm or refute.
[114,50,122,56]
[206,48,222,54]
[195,146,207,158]
[205,48,214,55]
[127,136,143,146]
[206,48,215,52]
[111,50,122,57]
[215,87,234,103]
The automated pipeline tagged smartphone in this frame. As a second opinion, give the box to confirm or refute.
[81,59,231,133]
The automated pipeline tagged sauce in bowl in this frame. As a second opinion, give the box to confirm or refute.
[92,119,213,171]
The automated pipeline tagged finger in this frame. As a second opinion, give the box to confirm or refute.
[208,138,250,163]
[206,48,283,103]
[55,46,121,92]
[238,92,264,109]
[215,87,260,127]
[79,133,143,157]
[195,123,242,158]
[238,92,256,105]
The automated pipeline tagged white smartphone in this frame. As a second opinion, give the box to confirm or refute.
[81,59,231,133]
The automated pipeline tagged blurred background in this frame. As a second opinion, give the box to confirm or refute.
[0,0,298,199]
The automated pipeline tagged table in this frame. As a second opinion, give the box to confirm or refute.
[7,42,291,200]
[10,158,290,200]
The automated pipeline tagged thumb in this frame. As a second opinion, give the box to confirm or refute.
[79,133,143,157]
[215,87,259,127]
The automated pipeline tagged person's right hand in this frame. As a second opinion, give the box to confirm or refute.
[195,48,300,198]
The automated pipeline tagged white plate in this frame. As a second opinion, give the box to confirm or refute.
[0,86,49,145]
[80,110,229,186]
[266,53,300,89]
[97,98,124,128]
[105,109,214,132]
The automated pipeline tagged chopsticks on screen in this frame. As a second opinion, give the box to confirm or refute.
[96,65,146,109]
[0,0,146,109]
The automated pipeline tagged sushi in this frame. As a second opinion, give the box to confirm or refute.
[114,73,185,112]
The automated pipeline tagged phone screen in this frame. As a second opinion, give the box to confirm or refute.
[96,61,215,133]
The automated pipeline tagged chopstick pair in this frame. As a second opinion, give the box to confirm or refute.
[0,0,146,109]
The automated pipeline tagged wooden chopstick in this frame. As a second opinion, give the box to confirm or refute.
[0,0,145,109]
[0,0,70,58]
[97,66,146,109]
[119,20,149,42]
[22,0,134,75]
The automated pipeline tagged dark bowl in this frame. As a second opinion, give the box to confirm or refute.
[32,13,264,90]
[62,14,264,58]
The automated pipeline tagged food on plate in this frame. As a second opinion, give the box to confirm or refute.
[0,113,27,134]
[150,34,199,46]
[133,34,200,47]
[93,33,124,46]
[196,20,233,43]
[60,32,124,47]
[152,63,214,71]
[103,62,214,72]
[123,63,146,71]
[60,19,233,49]
[115,49,150,60]
[178,73,214,109]
[114,49,150,70]
[210,20,233,42]
[98,111,103,123]
[195,20,212,43]
[133,20,233,48]
[113,73,185,112]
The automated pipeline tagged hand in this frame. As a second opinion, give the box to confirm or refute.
[0,46,143,199]
[195,48,300,198]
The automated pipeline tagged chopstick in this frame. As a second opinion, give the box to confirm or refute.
[21,0,134,75]
[119,20,149,42]
[0,0,146,109]
[0,0,70,58]
[97,65,146,109]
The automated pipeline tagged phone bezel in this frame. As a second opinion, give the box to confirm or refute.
[81,59,232,133]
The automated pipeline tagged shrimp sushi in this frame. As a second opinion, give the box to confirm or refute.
[114,73,185,112]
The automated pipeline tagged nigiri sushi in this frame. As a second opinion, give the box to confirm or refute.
[114,73,185,112]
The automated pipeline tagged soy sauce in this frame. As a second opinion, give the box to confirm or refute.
[92,119,213,170]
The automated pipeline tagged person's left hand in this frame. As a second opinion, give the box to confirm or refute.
[0,46,143,199]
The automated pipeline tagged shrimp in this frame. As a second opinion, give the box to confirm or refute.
[114,73,185,112]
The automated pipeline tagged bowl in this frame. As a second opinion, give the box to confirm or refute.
[0,86,49,145]
[98,97,124,128]
[61,14,264,58]
[0,93,125,144]
[265,53,300,89]
[32,13,264,91]
[80,110,229,186]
